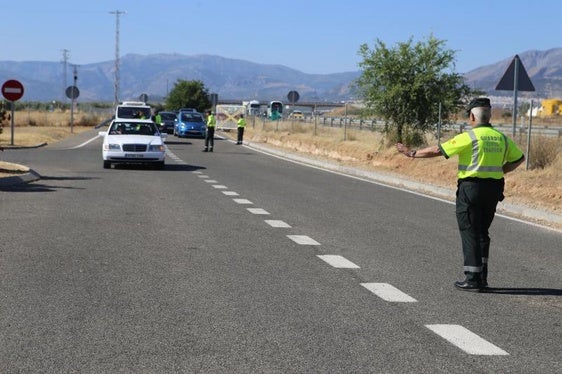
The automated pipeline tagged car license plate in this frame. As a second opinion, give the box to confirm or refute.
[125,154,144,158]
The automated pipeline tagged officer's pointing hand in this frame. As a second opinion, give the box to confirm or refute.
[396,143,417,158]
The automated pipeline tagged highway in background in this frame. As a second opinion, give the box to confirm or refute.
[0,130,560,372]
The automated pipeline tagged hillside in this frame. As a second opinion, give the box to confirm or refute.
[0,54,359,102]
[2,48,562,102]
[463,48,562,98]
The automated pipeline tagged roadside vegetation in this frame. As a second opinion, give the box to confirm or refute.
[235,116,562,222]
[1,34,561,226]
[1,110,561,227]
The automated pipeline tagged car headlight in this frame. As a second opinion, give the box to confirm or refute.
[148,144,164,152]
[104,143,121,151]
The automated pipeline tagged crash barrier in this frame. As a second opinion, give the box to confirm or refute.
[296,116,562,138]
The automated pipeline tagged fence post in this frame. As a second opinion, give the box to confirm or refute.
[525,100,532,170]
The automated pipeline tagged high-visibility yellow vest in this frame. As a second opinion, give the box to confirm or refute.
[439,124,524,179]
[207,114,216,127]
[237,118,246,128]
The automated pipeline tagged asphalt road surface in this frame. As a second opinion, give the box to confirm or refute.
[1,130,560,373]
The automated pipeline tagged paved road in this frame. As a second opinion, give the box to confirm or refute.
[0,130,560,372]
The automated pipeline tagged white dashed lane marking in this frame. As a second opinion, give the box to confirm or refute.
[265,220,291,228]
[247,208,270,215]
[317,255,359,268]
[165,148,186,164]
[287,235,320,245]
[425,324,509,356]
[188,154,511,358]
[361,283,417,302]
[233,199,253,204]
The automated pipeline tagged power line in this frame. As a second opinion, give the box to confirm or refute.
[109,10,126,107]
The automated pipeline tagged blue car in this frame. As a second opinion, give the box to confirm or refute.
[174,111,206,138]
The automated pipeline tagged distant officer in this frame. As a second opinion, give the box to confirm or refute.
[236,114,246,144]
[396,97,525,291]
[154,111,162,128]
[203,110,216,152]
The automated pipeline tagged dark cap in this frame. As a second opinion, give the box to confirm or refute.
[466,97,491,116]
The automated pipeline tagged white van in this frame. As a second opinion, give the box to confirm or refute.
[115,101,152,120]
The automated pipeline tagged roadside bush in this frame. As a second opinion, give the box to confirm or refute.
[528,135,560,169]
[73,114,102,127]
[384,126,425,147]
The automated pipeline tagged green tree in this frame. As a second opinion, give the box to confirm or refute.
[355,35,472,145]
[165,80,211,112]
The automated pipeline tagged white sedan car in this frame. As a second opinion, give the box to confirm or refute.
[99,119,167,169]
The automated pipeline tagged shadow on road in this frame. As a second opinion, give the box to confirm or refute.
[0,183,85,192]
[162,164,206,172]
[481,288,562,296]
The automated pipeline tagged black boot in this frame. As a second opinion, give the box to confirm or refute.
[454,272,483,292]
[481,264,488,287]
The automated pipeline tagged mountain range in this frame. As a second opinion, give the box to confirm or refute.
[1,49,561,103]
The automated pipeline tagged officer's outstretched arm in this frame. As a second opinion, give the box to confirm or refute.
[395,143,441,158]
[503,155,525,174]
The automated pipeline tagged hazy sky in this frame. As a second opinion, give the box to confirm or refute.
[3,0,561,74]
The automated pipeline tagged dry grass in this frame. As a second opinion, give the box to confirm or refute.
[0,110,100,146]
[239,119,562,221]
[2,111,562,226]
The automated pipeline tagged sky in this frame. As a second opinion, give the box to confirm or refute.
[3,0,562,75]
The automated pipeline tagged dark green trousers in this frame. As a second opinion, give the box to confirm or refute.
[455,178,504,282]
[205,127,215,149]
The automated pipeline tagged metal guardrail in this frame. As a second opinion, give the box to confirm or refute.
[284,116,562,137]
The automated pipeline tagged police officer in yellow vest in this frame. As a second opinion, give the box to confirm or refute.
[396,98,525,291]
[236,114,246,145]
[203,110,216,152]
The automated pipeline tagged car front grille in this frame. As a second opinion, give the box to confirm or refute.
[122,144,147,152]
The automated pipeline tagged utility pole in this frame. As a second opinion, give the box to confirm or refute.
[109,10,126,108]
[70,64,78,133]
[61,49,70,103]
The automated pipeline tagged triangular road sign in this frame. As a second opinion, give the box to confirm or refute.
[495,55,535,91]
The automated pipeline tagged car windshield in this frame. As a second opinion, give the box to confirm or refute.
[181,113,203,122]
[109,122,159,135]
[160,113,177,121]
[117,107,152,119]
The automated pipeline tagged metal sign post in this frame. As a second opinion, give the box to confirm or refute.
[66,85,80,134]
[2,80,25,145]
[526,100,533,170]
[9,102,15,146]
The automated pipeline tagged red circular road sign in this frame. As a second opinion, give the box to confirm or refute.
[2,79,24,101]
